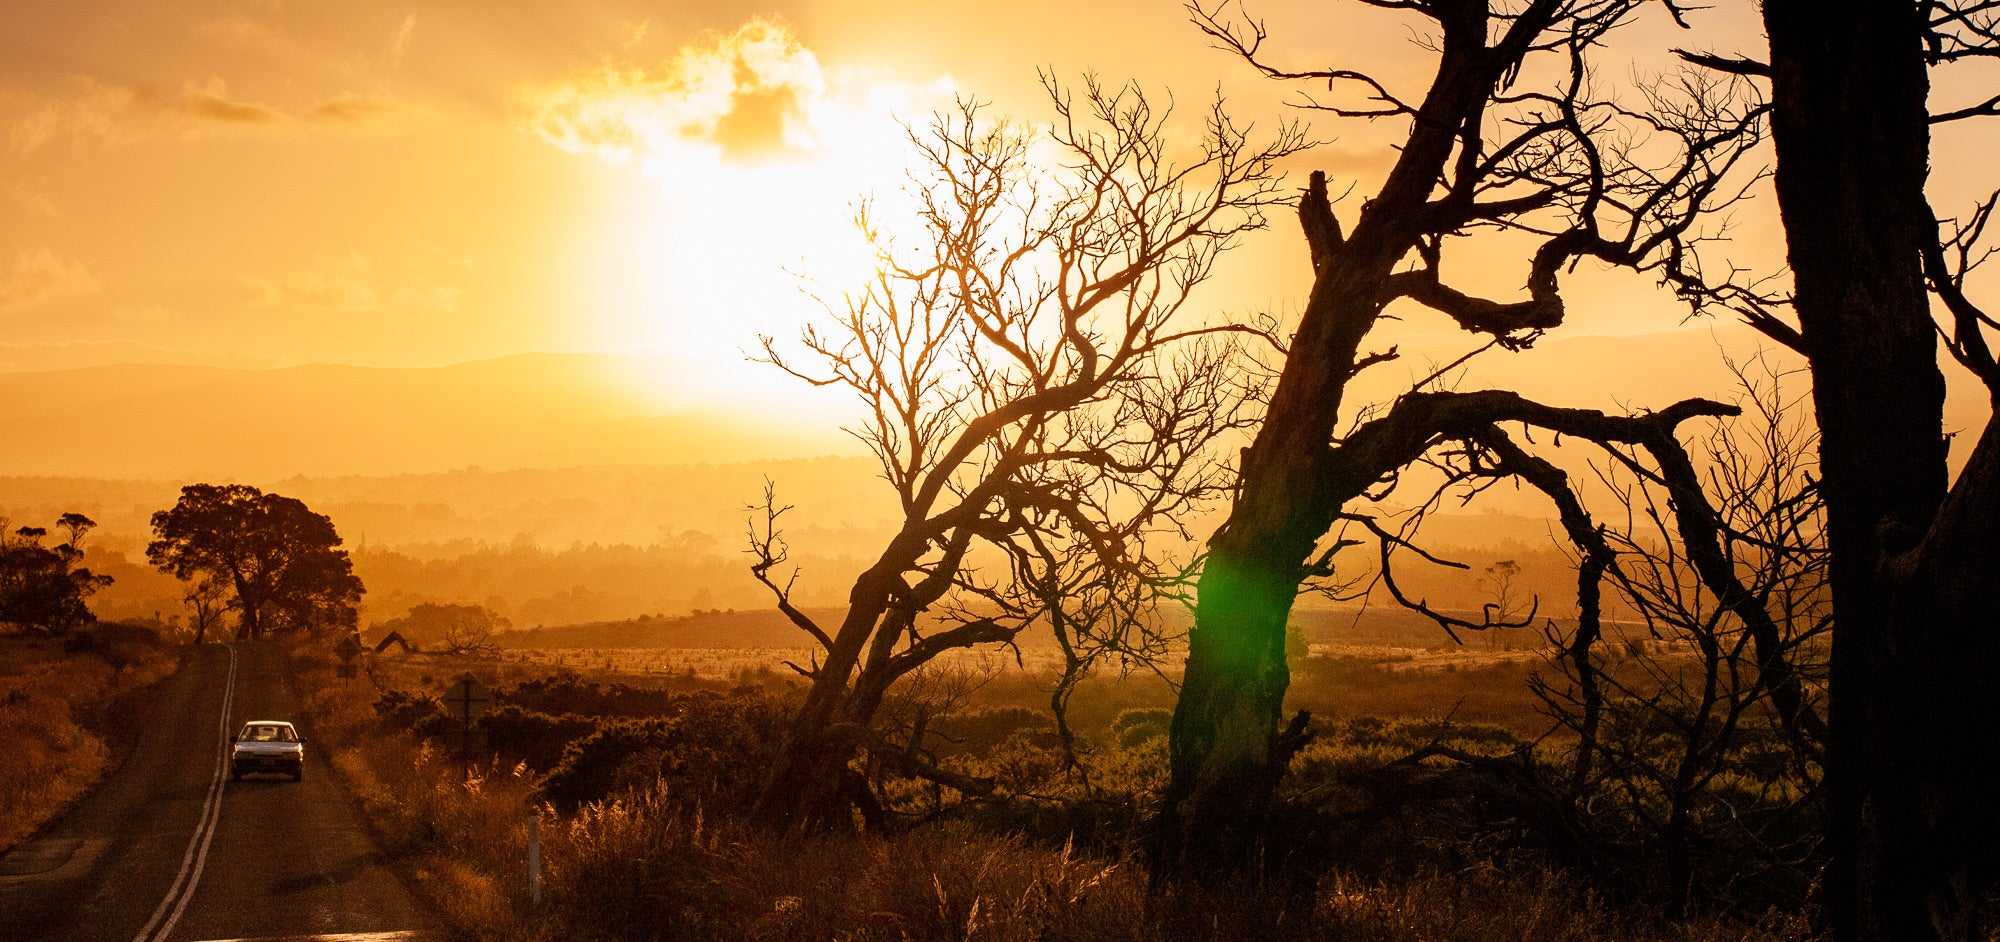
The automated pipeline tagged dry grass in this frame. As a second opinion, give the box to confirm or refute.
[0,629,174,853]
[528,788,1809,942]
[293,638,547,939]
[300,639,1814,941]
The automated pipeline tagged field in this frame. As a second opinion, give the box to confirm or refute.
[431,602,1580,738]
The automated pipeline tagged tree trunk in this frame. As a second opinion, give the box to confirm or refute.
[751,573,906,831]
[1760,3,1996,938]
[1152,198,1428,870]
[1882,424,2000,940]
[1155,4,1513,873]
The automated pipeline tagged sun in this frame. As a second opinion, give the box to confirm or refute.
[523,18,953,406]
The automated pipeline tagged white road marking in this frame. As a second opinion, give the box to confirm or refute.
[131,643,237,942]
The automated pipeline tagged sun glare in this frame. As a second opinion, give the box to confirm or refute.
[524,18,953,404]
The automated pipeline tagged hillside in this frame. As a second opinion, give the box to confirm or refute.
[0,353,855,479]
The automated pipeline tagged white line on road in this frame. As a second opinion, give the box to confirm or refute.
[131,643,237,942]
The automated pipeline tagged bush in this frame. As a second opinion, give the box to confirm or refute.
[930,706,1050,757]
[481,703,600,772]
[502,671,680,717]
[373,688,446,731]
[538,717,680,810]
[1110,707,1173,749]
[537,690,789,813]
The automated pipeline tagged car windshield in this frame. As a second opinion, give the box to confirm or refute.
[241,725,296,742]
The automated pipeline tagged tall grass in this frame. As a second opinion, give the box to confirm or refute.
[293,639,546,938]
[292,634,1818,941]
[530,787,1806,942]
[0,627,174,853]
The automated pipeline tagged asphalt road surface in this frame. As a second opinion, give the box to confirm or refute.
[0,642,435,942]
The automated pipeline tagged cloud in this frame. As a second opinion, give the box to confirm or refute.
[7,79,135,156]
[196,14,288,53]
[0,248,99,310]
[174,78,406,129]
[6,76,412,154]
[176,78,285,124]
[5,183,59,217]
[241,250,462,314]
[521,17,830,165]
[303,94,399,124]
[390,14,417,66]
[621,20,650,51]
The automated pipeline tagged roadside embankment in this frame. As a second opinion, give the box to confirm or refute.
[0,624,177,854]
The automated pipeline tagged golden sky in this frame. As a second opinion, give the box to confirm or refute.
[1,1,1993,427]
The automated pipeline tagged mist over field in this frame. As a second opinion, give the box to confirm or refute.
[0,335,1739,635]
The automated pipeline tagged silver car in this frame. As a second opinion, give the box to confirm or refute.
[230,720,305,782]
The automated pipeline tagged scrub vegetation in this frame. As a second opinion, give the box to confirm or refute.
[293,616,1814,941]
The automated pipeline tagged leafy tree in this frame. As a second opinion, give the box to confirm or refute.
[0,513,112,634]
[147,484,364,639]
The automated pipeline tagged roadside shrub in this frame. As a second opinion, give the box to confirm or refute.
[537,690,789,813]
[481,703,599,771]
[503,671,679,717]
[539,717,680,810]
[0,630,172,853]
[373,688,446,730]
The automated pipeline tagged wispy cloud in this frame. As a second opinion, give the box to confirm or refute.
[176,78,285,124]
[6,76,413,154]
[241,249,462,314]
[6,183,59,217]
[195,14,288,53]
[7,79,134,156]
[303,94,399,124]
[0,248,98,310]
[390,14,417,66]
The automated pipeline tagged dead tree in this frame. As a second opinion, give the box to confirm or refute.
[747,80,1309,831]
[1667,2,2000,936]
[1509,358,1829,910]
[1157,0,1767,873]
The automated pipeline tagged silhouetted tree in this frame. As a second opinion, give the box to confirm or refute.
[1157,0,1765,873]
[179,576,228,645]
[0,513,112,634]
[376,602,508,656]
[1673,2,2000,937]
[147,484,363,639]
[1526,358,1829,909]
[746,81,1307,831]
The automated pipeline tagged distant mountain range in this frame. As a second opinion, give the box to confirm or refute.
[0,353,855,478]
[2,326,1987,481]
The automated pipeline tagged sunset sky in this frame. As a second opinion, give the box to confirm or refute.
[2,1,1993,432]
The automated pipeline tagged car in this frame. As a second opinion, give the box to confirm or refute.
[230,720,305,782]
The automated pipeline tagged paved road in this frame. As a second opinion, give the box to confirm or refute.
[0,642,435,942]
